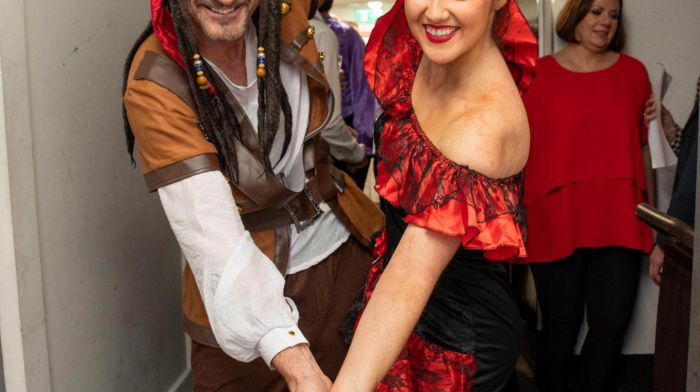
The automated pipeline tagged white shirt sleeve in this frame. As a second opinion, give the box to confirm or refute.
[158,170,308,367]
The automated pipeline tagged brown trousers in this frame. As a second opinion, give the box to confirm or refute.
[191,237,371,391]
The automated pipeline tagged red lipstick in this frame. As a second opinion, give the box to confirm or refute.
[424,24,458,43]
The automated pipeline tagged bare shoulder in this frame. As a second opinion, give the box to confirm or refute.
[440,85,530,179]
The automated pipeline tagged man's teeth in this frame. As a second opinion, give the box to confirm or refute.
[426,26,458,37]
[208,6,236,15]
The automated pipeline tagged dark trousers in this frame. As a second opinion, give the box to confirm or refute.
[530,247,642,392]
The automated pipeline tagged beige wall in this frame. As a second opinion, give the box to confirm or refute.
[0,0,188,390]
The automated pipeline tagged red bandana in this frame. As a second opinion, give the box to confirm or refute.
[151,0,186,69]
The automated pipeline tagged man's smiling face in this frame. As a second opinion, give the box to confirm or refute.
[186,0,259,41]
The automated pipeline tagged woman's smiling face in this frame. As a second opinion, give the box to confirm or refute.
[404,0,506,65]
[573,0,621,52]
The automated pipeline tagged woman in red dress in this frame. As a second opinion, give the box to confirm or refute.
[523,0,654,391]
[331,0,537,390]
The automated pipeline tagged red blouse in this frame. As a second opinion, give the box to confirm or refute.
[523,54,654,262]
[365,0,538,262]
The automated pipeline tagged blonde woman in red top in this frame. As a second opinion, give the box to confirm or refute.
[523,0,655,391]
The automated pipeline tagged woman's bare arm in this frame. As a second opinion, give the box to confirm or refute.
[331,225,462,392]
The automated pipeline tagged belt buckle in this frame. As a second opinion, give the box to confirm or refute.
[286,186,323,233]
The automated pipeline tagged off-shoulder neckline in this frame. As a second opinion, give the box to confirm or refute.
[407,111,521,184]
[406,66,522,184]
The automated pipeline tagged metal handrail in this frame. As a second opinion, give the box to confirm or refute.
[636,203,694,251]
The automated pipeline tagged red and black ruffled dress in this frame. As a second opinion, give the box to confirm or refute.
[345,1,538,390]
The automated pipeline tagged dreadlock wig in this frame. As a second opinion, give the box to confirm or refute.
[122,0,293,180]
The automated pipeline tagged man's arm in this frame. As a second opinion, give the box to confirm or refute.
[158,171,308,365]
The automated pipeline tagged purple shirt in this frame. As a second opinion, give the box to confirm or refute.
[324,15,377,153]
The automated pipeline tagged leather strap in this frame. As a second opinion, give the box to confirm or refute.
[280,42,329,92]
[144,153,221,192]
[292,28,311,51]
[205,70,311,211]
[134,51,194,108]
[274,226,292,275]
[279,42,334,139]
[241,176,329,232]
[184,318,219,348]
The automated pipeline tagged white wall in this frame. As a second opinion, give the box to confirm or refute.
[1,0,188,390]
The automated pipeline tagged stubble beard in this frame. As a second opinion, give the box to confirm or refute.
[188,0,252,42]
[195,14,249,41]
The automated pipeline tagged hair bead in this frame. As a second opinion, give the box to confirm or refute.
[192,53,212,91]
[256,46,267,77]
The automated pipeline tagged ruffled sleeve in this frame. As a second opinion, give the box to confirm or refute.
[375,115,527,262]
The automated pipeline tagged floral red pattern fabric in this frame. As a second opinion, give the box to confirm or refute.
[377,333,477,391]
[356,232,478,391]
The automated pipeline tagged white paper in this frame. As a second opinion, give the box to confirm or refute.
[648,63,677,169]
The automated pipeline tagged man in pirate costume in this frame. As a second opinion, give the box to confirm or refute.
[122,0,382,390]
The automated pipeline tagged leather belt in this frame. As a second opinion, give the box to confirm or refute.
[241,176,329,233]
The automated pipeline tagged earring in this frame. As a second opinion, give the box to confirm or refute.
[256,47,267,78]
[192,54,211,90]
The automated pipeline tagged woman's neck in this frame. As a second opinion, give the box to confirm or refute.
[418,36,498,96]
[557,44,617,72]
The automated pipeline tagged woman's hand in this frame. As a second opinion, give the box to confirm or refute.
[644,96,678,143]
[649,245,665,286]
[643,96,656,127]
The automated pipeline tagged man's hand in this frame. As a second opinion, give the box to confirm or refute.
[660,106,678,143]
[649,245,665,286]
[272,344,331,392]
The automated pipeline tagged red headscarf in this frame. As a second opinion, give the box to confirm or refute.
[151,0,186,69]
